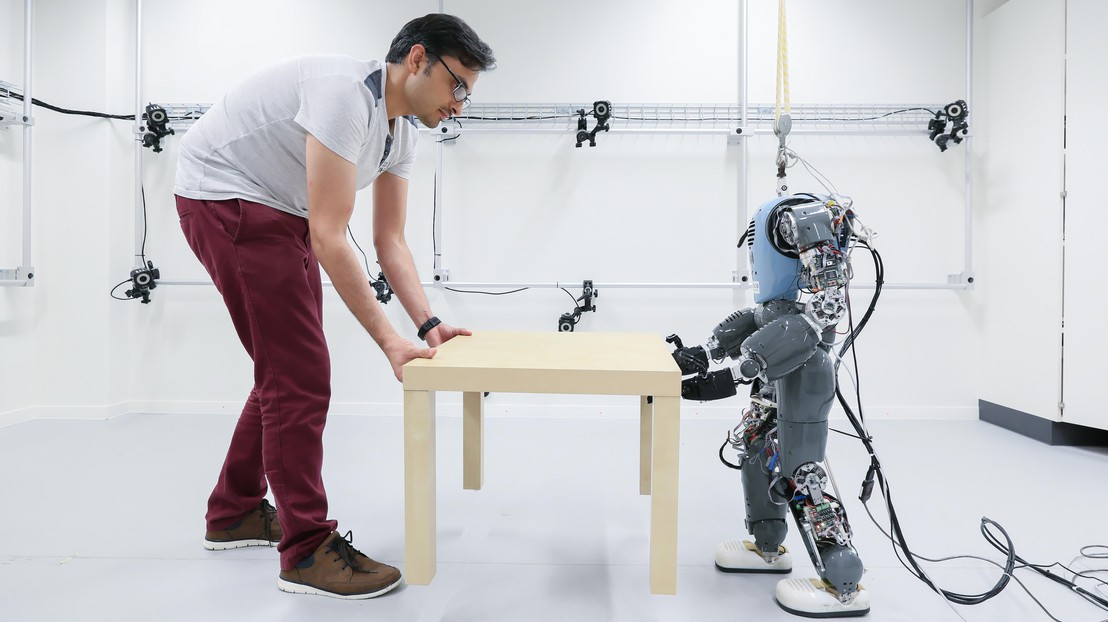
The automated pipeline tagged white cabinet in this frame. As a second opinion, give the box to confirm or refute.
[1059,0,1108,432]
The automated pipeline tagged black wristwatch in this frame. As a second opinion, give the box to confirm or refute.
[417,316,441,341]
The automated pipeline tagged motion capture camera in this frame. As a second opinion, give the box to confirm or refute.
[575,100,612,148]
[141,103,174,153]
[125,260,160,304]
[558,279,598,331]
[944,100,967,123]
[929,99,969,153]
[592,100,612,125]
[371,271,392,304]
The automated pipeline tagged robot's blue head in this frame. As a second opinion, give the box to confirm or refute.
[748,194,837,304]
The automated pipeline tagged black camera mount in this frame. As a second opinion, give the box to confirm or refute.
[141,103,175,153]
[575,101,612,148]
[371,271,393,304]
[125,260,161,304]
[558,279,598,332]
[929,99,969,153]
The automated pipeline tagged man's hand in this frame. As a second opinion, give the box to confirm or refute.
[382,338,437,382]
[425,322,472,347]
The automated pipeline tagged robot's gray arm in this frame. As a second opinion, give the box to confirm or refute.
[737,314,825,381]
[668,308,762,401]
[668,307,759,375]
[676,310,824,400]
[712,308,759,359]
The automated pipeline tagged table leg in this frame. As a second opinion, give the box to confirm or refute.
[404,389,436,585]
[463,391,484,490]
[649,395,680,595]
[640,395,652,495]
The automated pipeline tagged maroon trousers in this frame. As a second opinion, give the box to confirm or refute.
[176,195,337,570]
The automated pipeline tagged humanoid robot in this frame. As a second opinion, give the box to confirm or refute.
[668,192,873,617]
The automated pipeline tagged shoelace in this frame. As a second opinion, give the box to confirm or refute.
[259,499,277,539]
[328,530,378,573]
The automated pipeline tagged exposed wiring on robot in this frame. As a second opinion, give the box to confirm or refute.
[862,500,1108,622]
[831,242,1104,620]
[834,241,1021,607]
[780,148,839,197]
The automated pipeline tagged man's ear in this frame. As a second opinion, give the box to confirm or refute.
[407,44,427,74]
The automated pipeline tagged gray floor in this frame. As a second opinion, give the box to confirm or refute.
[2,409,1107,622]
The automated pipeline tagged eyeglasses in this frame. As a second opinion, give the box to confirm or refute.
[432,54,471,110]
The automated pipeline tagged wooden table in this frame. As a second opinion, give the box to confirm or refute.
[401,330,682,594]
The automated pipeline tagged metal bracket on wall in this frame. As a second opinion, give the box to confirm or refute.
[947,272,976,288]
[0,266,35,286]
[0,81,35,128]
[436,125,459,143]
[726,127,747,145]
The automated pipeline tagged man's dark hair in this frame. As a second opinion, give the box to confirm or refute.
[386,13,496,73]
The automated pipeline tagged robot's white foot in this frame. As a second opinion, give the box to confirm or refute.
[775,578,871,618]
[714,540,793,574]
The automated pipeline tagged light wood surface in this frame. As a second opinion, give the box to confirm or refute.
[404,331,680,396]
[402,330,682,594]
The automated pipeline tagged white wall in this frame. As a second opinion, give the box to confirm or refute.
[974,0,1065,421]
[3,0,985,424]
[1,0,35,420]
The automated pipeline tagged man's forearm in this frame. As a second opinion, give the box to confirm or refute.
[376,240,434,330]
[314,237,399,347]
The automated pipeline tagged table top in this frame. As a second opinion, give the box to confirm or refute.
[403,331,681,396]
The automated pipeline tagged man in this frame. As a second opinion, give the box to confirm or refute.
[172,14,495,600]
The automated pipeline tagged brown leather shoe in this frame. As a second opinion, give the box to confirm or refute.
[203,499,282,550]
[277,531,402,600]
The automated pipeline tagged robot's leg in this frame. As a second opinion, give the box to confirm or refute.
[716,384,792,573]
[715,428,793,573]
[775,348,871,618]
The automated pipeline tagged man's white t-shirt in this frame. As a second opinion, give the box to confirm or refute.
[174,55,419,218]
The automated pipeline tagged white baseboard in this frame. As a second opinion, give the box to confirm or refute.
[1,400,979,427]
[0,402,132,428]
[0,406,36,429]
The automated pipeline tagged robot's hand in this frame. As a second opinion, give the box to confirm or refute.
[681,369,739,401]
[667,334,709,375]
[672,346,709,376]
